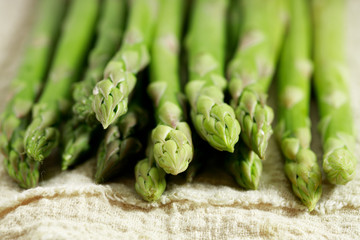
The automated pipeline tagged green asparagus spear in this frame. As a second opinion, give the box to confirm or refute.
[135,140,166,202]
[185,0,240,152]
[61,118,94,170]
[148,0,193,175]
[95,103,148,183]
[0,0,66,188]
[276,0,321,211]
[24,0,99,162]
[72,0,126,124]
[225,141,262,190]
[62,0,126,170]
[5,125,40,189]
[135,158,166,202]
[92,0,160,129]
[227,0,288,159]
[0,0,66,156]
[226,0,242,62]
[312,0,356,185]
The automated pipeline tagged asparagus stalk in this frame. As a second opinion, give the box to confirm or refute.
[61,118,95,170]
[0,0,66,157]
[276,0,322,211]
[226,0,242,62]
[312,0,356,185]
[5,125,40,189]
[227,0,288,159]
[225,140,262,190]
[72,0,126,124]
[185,0,240,152]
[135,157,166,202]
[62,0,126,170]
[0,0,66,188]
[92,0,160,129]
[95,103,148,183]
[148,0,193,175]
[135,139,167,202]
[24,0,99,162]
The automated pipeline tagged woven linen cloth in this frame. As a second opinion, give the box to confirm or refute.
[0,1,359,239]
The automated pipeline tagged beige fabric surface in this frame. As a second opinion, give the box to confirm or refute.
[1,1,360,239]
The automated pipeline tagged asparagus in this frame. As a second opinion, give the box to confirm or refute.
[148,0,193,175]
[225,141,262,190]
[24,0,99,162]
[312,0,356,185]
[276,0,321,211]
[135,143,166,202]
[62,0,126,170]
[61,118,95,170]
[0,0,66,188]
[92,0,160,129]
[0,0,66,156]
[185,0,240,152]
[5,125,40,189]
[227,0,288,159]
[95,104,148,183]
[72,0,126,124]
[226,0,242,62]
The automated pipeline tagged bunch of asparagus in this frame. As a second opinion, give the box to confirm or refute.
[0,0,356,211]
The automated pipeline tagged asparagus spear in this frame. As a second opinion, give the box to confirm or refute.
[135,157,166,202]
[0,0,66,157]
[5,125,40,189]
[61,119,95,170]
[95,103,148,183]
[148,0,193,175]
[72,0,126,124]
[62,0,126,170]
[227,0,288,159]
[225,140,262,190]
[92,0,160,129]
[0,0,66,188]
[24,0,99,162]
[276,0,321,211]
[135,139,167,202]
[312,0,356,185]
[185,0,240,152]
[226,0,242,62]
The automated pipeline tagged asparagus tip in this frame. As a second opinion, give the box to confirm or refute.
[323,147,357,185]
[152,125,193,175]
[25,127,59,162]
[135,158,166,202]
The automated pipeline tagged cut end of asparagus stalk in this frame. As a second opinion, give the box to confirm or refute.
[236,89,274,158]
[24,125,59,162]
[152,124,193,175]
[191,95,241,152]
[323,146,357,185]
[284,148,322,212]
[135,158,166,202]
